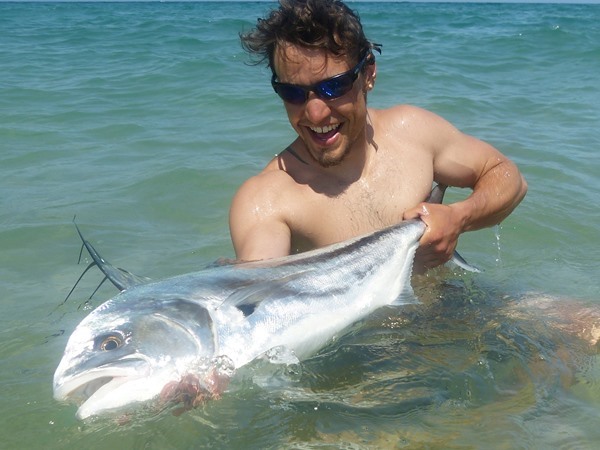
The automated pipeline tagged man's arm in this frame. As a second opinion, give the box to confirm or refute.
[403,108,528,269]
[229,173,292,261]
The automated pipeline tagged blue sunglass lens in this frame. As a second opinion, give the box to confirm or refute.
[317,76,354,100]
[275,85,307,105]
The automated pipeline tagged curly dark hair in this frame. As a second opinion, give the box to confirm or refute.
[240,0,380,73]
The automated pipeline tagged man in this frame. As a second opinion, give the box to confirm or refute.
[229,0,527,270]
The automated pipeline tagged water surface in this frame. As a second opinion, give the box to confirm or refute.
[1,2,599,448]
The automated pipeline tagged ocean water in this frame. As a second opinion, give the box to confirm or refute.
[1,1,599,448]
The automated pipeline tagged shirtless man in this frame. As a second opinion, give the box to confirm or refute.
[229,0,527,269]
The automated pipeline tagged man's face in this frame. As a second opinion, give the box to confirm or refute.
[272,43,374,168]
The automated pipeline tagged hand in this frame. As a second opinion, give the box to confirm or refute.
[403,202,461,271]
[159,370,230,416]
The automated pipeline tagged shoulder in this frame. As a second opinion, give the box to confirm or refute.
[376,105,465,156]
[228,164,298,260]
[374,104,455,129]
[230,165,295,216]
[369,105,457,160]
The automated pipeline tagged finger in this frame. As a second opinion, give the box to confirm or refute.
[403,203,430,221]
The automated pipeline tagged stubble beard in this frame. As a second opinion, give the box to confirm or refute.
[312,143,352,168]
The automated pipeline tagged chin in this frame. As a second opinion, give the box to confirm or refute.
[318,157,343,168]
[319,150,349,168]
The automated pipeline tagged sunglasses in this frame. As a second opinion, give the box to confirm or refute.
[271,52,371,105]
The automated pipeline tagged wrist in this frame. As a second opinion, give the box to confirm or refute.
[448,200,472,234]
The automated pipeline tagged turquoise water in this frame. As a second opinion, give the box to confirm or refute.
[1,1,599,448]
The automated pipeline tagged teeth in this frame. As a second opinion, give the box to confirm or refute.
[310,124,339,134]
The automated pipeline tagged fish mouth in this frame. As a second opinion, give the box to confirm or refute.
[54,358,150,419]
[54,368,134,402]
[57,375,113,403]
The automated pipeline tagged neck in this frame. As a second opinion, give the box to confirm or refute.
[325,121,376,185]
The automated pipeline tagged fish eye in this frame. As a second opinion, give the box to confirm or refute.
[101,336,121,351]
[95,334,124,351]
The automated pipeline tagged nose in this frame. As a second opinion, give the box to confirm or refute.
[304,93,332,124]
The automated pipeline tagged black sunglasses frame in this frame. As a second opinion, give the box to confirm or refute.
[271,52,372,105]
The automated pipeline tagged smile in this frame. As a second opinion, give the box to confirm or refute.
[309,124,340,134]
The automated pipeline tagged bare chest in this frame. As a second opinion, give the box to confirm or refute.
[289,171,430,253]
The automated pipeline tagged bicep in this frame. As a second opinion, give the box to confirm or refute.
[419,110,508,188]
[427,114,527,228]
[393,106,504,188]
[434,134,508,189]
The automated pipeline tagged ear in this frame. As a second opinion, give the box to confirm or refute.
[364,62,377,92]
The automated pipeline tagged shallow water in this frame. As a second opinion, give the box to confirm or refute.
[1,2,599,448]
